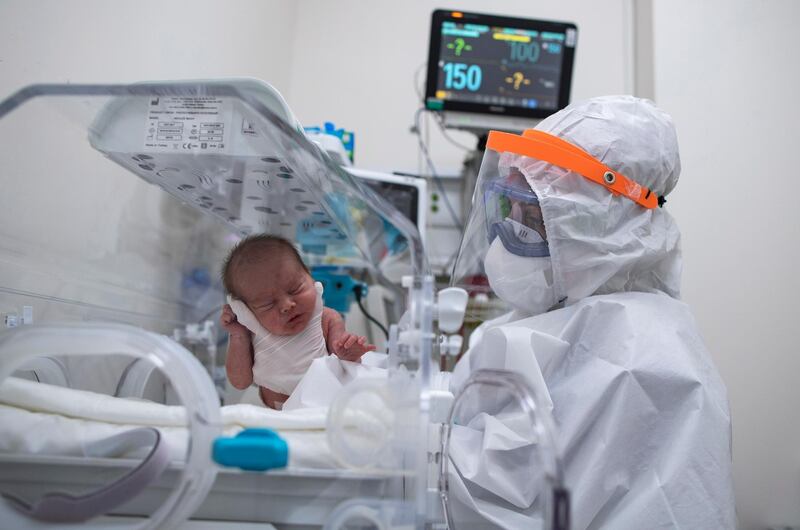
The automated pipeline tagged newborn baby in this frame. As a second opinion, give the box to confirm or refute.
[221,234,375,409]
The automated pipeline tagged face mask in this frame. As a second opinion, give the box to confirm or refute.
[484,237,557,315]
[489,218,550,257]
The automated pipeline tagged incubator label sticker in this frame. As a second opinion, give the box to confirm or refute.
[143,96,233,153]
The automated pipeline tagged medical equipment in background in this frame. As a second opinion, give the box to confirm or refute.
[303,135,429,341]
[424,10,577,134]
[0,80,568,528]
[311,266,367,314]
[417,10,578,274]
[304,123,429,338]
[305,122,355,166]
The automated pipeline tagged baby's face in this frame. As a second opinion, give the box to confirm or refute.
[236,254,317,336]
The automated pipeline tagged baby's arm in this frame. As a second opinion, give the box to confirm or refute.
[322,307,376,362]
[221,304,255,390]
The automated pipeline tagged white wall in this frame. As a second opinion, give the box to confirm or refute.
[283,0,632,268]
[651,1,800,527]
[0,0,297,93]
[285,0,630,172]
[0,0,299,329]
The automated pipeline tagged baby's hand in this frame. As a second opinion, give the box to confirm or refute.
[333,333,376,362]
[220,304,251,339]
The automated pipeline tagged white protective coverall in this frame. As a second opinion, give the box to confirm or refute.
[448,96,736,529]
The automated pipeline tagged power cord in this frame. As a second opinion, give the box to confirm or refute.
[413,107,464,232]
[353,285,389,341]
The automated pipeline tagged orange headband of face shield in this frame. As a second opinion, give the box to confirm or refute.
[486,129,665,209]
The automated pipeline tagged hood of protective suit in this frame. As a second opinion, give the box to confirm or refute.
[511,95,682,306]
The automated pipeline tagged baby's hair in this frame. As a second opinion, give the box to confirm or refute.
[222,234,309,299]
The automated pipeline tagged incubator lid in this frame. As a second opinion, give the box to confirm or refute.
[0,80,442,529]
[0,80,427,278]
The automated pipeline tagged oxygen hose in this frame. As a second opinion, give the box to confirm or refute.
[353,285,390,341]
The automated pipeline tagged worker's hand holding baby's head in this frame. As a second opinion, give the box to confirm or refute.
[220,303,250,339]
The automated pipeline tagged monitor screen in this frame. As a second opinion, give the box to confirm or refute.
[425,10,577,121]
[346,168,426,241]
[362,180,419,227]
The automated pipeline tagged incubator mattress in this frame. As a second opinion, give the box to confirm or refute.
[0,377,338,468]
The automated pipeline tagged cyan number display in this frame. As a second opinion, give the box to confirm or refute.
[508,41,540,63]
[442,62,482,91]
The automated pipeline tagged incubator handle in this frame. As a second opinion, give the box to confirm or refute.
[1,428,169,523]
[437,287,468,333]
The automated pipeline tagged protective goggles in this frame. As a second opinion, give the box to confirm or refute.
[484,171,550,258]
[487,129,665,209]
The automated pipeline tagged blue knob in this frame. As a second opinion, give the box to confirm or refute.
[212,428,289,471]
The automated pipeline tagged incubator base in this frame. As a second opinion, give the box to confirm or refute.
[0,454,402,527]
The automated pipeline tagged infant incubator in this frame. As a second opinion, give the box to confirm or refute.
[0,80,565,529]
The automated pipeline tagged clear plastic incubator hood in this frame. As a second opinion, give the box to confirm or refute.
[0,80,566,530]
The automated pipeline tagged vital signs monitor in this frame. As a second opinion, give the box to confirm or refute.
[425,9,577,132]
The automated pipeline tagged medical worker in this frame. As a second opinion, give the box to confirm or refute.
[447,96,735,528]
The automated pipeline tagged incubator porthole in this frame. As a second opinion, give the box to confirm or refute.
[277,173,293,179]
[261,157,281,163]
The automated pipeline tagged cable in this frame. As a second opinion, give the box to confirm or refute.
[413,108,464,232]
[413,61,427,101]
[412,60,473,152]
[353,286,389,341]
[412,107,472,274]
[430,110,474,152]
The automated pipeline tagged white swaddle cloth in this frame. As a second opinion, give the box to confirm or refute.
[228,281,329,395]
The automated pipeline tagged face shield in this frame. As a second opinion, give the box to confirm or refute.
[452,128,663,317]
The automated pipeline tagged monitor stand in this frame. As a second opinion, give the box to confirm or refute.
[441,110,541,134]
